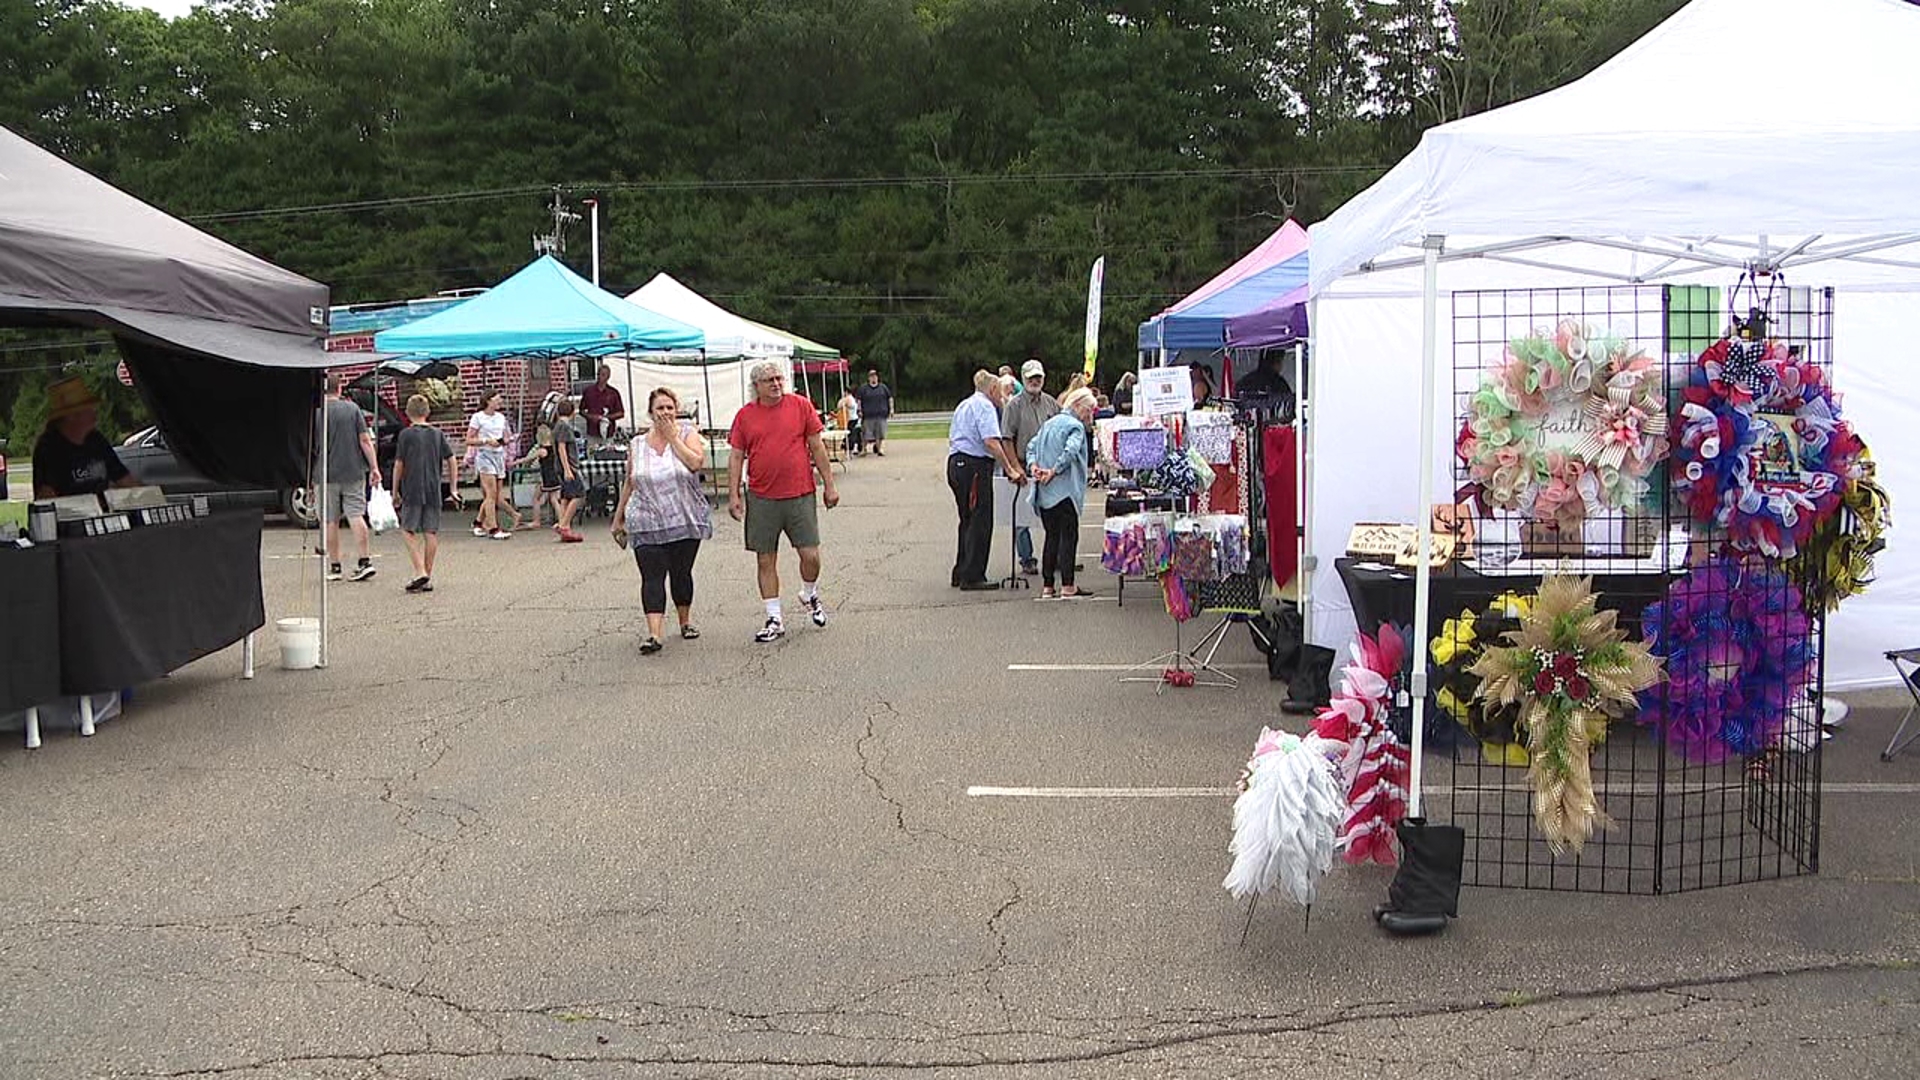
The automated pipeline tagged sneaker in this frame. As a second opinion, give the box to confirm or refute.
[753,617,786,643]
[958,579,1000,591]
[639,636,663,655]
[348,562,377,582]
[801,594,827,627]
[490,529,512,540]
[561,529,584,544]
[1020,561,1040,576]
[405,576,430,593]
[325,564,344,582]
[472,526,488,537]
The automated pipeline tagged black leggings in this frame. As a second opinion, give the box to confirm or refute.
[1038,500,1078,589]
[634,538,701,615]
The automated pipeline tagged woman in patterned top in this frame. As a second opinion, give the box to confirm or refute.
[615,387,714,654]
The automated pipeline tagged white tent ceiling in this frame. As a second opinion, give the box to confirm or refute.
[1311,0,1920,295]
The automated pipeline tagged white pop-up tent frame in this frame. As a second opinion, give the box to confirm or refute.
[1305,0,1920,811]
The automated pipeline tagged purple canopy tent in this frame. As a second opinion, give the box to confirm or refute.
[1224,282,1309,351]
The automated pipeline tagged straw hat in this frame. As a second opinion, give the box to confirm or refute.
[46,376,101,421]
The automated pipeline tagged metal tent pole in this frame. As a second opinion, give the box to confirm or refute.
[1408,236,1444,818]
[318,374,329,668]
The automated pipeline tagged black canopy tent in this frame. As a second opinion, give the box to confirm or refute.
[0,125,336,486]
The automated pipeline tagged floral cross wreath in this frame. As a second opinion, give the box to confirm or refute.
[1670,337,1863,559]
[1458,321,1670,532]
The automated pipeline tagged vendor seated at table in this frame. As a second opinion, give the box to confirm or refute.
[33,377,139,499]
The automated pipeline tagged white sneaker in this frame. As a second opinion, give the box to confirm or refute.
[801,594,827,627]
[754,618,785,643]
[348,563,377,582]
[472,526,488,537]
[490,529,512,540]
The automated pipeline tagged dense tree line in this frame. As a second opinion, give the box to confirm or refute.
[1,0,1682,429]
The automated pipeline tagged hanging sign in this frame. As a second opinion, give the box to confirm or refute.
[1136,364,1194,418]
[1082,256,1104,382]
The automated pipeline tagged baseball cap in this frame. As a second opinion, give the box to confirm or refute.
[1020,359,1045,380]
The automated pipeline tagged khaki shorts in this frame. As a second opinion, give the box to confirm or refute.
[744,492,819,554]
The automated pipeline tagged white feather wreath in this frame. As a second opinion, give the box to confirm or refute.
[1223,729,1346,907]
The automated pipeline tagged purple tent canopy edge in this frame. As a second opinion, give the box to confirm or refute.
[1224,282,1309,351]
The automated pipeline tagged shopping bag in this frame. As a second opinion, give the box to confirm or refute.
[367,485,399,534]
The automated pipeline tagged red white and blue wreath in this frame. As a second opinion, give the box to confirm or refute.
[1670,336,1864,559]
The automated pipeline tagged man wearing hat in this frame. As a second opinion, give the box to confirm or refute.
[999,359,1059,575]
[33,376,137,499]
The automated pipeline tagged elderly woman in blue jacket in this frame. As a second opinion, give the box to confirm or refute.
[1026,387,1099,598]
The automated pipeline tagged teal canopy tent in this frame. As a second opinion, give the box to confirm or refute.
[374,255,705,359]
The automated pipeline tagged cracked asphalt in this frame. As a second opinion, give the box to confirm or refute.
[3,438,1917,1079]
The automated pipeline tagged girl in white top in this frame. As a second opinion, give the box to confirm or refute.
[466,391,519,538]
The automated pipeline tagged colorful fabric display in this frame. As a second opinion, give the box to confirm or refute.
[1188,410,1235,464]
[1264,426,1299,587]
[1115,427,1170,470]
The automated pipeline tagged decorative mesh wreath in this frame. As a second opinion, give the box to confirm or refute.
[1670,338,1864,560]
[1637,558,1816,763]
[1458,321,1669,532]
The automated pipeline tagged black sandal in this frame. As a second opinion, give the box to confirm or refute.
[639,636,663,655]
[680,624,701,640]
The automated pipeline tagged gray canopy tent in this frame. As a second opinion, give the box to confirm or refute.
[0,125,351,663]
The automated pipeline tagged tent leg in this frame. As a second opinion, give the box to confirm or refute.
[1408,236,1444,819]
[319,373,330,669]
[24,706,40,750]
[242,632,255,680]
[1296,333,1312,638]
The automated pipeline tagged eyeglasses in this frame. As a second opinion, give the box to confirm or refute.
[756,376,785,385]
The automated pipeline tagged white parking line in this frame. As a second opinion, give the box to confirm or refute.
[967,782,1920,799]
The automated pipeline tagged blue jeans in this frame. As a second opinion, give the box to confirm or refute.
[1015,526,1035,566]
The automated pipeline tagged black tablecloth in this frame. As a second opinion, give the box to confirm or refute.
[1335,557,1675,642]
[0,544,61,713]
[57,512,265,694]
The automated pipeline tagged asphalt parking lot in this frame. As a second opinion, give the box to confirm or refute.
[2,437,1916,1079]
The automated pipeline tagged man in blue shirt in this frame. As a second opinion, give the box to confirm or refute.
[948,369,1025,590]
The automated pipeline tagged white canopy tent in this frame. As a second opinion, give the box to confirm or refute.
[606,352,791,433]
[1306,0,1920,808]
[625,273,795,361]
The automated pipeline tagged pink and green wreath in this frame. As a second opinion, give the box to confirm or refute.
[1457,321,1669,532]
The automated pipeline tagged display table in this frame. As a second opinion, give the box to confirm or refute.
[1335,557,1674,641]
[57,512,265,695]
[1,544,61,728]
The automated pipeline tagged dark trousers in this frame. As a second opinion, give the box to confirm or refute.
[947,453,995,584]
[1038,500,1078,588]
[634,538,701,614]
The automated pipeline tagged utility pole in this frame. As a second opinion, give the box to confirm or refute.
[531,186,581,259]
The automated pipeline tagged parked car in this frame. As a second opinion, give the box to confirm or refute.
[119,386,404,528]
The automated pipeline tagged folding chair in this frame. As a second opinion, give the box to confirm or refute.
[1884,648,1920,762]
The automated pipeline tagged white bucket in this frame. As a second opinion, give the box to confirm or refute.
[276,617,320,670]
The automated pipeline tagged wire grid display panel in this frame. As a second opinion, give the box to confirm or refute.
[1430,284,1827,894]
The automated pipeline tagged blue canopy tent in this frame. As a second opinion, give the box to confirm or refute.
[1136,221,1310,356]
[374,255,704,359]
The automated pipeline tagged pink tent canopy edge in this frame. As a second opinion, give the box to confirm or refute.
[1154,220,1309,321]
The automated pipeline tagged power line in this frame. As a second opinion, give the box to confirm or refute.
[185,163,1387,223]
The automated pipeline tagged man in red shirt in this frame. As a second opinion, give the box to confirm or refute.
[580,363,626,447]
[728,361,841,642]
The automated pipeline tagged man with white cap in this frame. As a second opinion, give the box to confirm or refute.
[999,358,1059,575]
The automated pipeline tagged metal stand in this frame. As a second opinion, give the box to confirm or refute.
[1190,612,1271,670]
[1121,596,1239,694]
[1883,648,1920,762]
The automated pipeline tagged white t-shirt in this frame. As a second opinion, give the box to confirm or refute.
[468,410,508,446]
